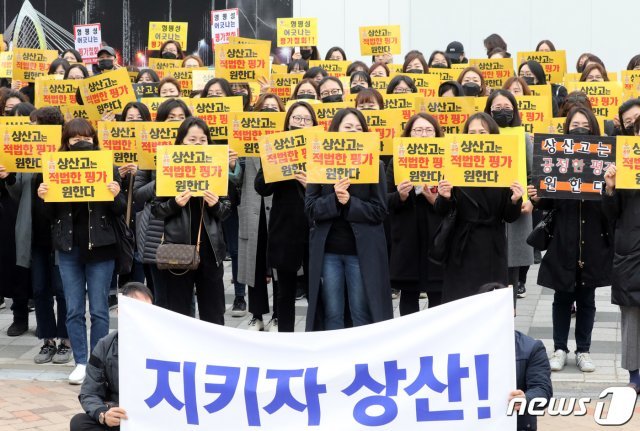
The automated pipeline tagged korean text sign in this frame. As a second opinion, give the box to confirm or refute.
[98,121,138,166]
[135,122,181,170]
[215,43,270,83]
[228,112,286,157]
[359,25,401,55]
[187,96,244,139]
[0,125,62,172]
[155,145,229,197]
[12,48,58,82]
[516,50,567,84]
[468,58,514,89]
[211,8,240,46]
[258,127,323,183]
[148,22,188,50]
[393,137,447,184]
[564,81,622,119]
[277,17,318,47]
[35,78,78,107]
[613,136,640,189]
[41,151,114,202]
[532,133,615,199]
[420,97,475,135]
[118,288,516,430]
[79,68,136,120]
[306,131,380,184]
[74,23,102,64]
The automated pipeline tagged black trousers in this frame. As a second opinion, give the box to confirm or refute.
[161,239,225,325]
[553,284,596,353]
[276,250,309,332]
[399,290,443,316]
[248,202,277,318]
[70,413,117,430]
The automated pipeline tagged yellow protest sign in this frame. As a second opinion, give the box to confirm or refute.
[616,136,640,189]
[564,71,618,83]
[42,151,114,202]
[148,22,188,51]
[469,58,514,89]
[12,48,58,82]
[215,43,270,83]
[271,64,287,75]
[528,84,552,98]
[445,134,520,187]
[0,125,61,172]
[421,97,476,134]
[97,121,138,166]
[0,51,12,78]
[387,64,404,73]
[135,122,181,170]
[35,78,79,107]
[312,102,353,131]
[393,137,446,185]
[429,68,458,83]
[156,145,229,196]
[163,67,208,97]
[270,74,302,103]
[362,109,406,155]
[517,50,567,84]
[309,60,351,77]
[148,58,182,71]
[621,70,640,99]
[186,96,244,139]
[389,73,439,98]
[277,17,318,47]
[565,81,622,119]
[79,68,136,120]
[228,112,286,156]
[259,127,322,183]
[516,95,553,134]
[0,116,31,126]
[499,126,529,201]
[192,69,217,91]
[59,105,98,129]
[383,94,421,111]
[359,25,401,56]
[371,76,390,93]
[307,131,380,183]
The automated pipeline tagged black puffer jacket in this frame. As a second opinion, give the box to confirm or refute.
[133,170,164,264]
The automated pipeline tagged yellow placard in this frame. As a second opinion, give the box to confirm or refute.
[192,69,216,91]
[0,51,13,78]
[565,81,622,119]
[516,95,553,134]
[35,78,79,107]
[312,102,353,131]
[387,64,404,73]
[12,48,58,82]
[136,122,181,170]
[163,67,208,97]
[445,134,520,187]
[59,105,98,129]
[429,68,458,83]
[0,125,62,172]
[499,126,529,201]
[309,60,351,77]
[0,116,31,126]
[259,127,322,183]
[270,74,302,103]
[359,25,401,56]
[215,43,270,83]
[277,17,318,47]
[79,68,136,120]
[307,131,380,183]
[383,94,421,111]
[621,70,640,99]
[97,121,138,166]
[148,22,188,51]
[271,64,287,75]
[185,96,244,139]
[362,109,406,155]
[389,72,439,98]
[148,58,182,71]
[228,112,286,156]
[451,63,466,70]
[564,71,619,84]
[469,58,514,89]
[517,50,567,84]
[156,145,229,197]
[42,150,114,202]
[616,136,640,189]
[528,84,552,98]
[421,97,476,134]
[371,76,390,92]
[393,137,446,185]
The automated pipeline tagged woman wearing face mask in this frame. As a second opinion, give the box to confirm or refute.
[292,78,319,100]
[387,75,418,95]
[291,46,320,62]
[155,98,192,122]
[502,76,531,97]
[92,47,118,76]
[48,59,70,77]
[355,88,384,110]
[201,78,234,99]
[287,59,309,75]
[157,77,181,98]
[579,63,609,82]
[428,51,451,69]
[435,112,523,303]
[151,117,230,324]
[37,118,126,385]
[136,69,160,84]
[402,52,429,74]
[484,90,534,299]
[231,83,253,111]
[349,71,371,94]
[536,40,556,52]
[0,90,27,116]
[61,49,83,63]
[325,47,347,61]
[619,99,640,136]
[305,107,392,330]
[157,40,184,60]
[182,55,204,68]
[253,102,316,332]
[457,67,487,97]
[528,106,612,374]
[438,80,465,97]
[518,60,565,116]
[346,61,369,76]
[303,67,328,85]
[318,76,344,103]
[601,117,640,394]
[369,62,390,78]
[386,113,444,315]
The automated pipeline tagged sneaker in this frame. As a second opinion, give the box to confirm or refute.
[266,318,278,332]
[571,302,576,318]
[419,292,428,299]
[295,287,306,300]
[7,321,28,337]
[516,283,527,298]
[52,342,73,364]
[391,289,400,300]
[549,349,568,371]
[576,352,596,372]
[68,364,86,385]
[28,299,35,312]
[0,297,5,309]
[247,317,264,331]
[231,297,247,318]
[34,341,57,364]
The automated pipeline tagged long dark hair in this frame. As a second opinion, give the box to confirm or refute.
[536,40,556,51]
[174,117,212,145]
[202,78,233,98]
[483,89,522,127]
[401,113,444,137]
[136,68,160,83]
[158,40,185,59]
[519,61,546,85]
[387,75,417,94]
[47,58,69,75]
[564,106,601,136]
[463,112,500,134]
[325,46,347,61]
[121,102,152,122]
[60,118,99,151]
[328,108,369,132]
[156,98,192,122]
[63,64,89,79]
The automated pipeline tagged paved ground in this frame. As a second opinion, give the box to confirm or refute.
[1,261,639,429]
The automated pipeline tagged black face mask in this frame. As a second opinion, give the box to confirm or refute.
[568,127,591,136]
[492,110,514,128]
[406,68,423,74]
[301,49,313,60]
[450,57,461,64]
[70,140,94,151]
[322,94,343,103]
[97,59,114,70]
[350,85,364,94]
[522,76,536,86]
[296,94,316,100]
[289,125,304,131]
[161,51,177,60]
[624,125,635,136]
[430,63,448,69]
[260,107,278,112]
[462,83,481,96]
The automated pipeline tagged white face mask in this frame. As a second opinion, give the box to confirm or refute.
[414,185,423,195]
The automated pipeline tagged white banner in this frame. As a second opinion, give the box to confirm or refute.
[119,289,516,430]
[74,23,102,64]
[211,8,240,46]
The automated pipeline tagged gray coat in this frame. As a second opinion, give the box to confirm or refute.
[237,157,272,287]
[79,331,119,423]
[507,134,534,268]
[6,173,36,268]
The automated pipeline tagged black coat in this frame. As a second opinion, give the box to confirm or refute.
[433,187,521,302]
[305,161,393,331]
[0,180,21,298]
[386,162,442,289]
[536,198,612,292]
[133,170,164,264]
[254,170,308,272]
[602,190,640,306]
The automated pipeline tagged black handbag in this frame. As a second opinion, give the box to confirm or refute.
[114,175,135,275]
[156,203,204,274]
[526,209,556,250]
[429,208,457,265]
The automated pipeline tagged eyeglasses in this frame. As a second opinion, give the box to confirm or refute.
[291,115,313,125]
[411,127,435,136]
[320,89,342,98]
[297,90,315,96]
[491,107,513,112]
[393,87,413,94]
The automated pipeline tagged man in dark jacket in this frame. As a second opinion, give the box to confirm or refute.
[69,282,153,431]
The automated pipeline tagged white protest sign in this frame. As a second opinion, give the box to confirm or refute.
[211,8,240,46]
[74,23,102,64]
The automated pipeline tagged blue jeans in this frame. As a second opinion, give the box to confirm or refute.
[31,246,67,340]
[222,207,245,297]
[321,253,371,330]
[58,249,114,365]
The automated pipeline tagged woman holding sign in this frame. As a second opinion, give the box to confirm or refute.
[305,108,392,331]
[37,118,127,385]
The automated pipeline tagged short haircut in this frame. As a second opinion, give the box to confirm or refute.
[156,98,192,122]
[463,112,500,134]
[402,113,444,137]
[355,88,384,109]
[328,108,369,132]
[60,118,99,151]
[121,282,154,302]
[174,116,212,145]
[202,78,233,98]
[284,101,318,130]
[483,89,523,127]
[158,76,182,95]
[387,75,418,94]
[30,106,65,125]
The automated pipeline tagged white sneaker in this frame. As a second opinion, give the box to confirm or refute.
[266,318,278,332]
[68,364,86,385]
[576,352,596,372]
[549,349,567,371]
[247,317,264,331]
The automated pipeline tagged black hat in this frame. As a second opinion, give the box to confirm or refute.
[445,41,464,59]
[97,46,116,57]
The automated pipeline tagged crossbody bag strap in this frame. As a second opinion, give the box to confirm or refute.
[125,174,134,228]
[195,201,205,252]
